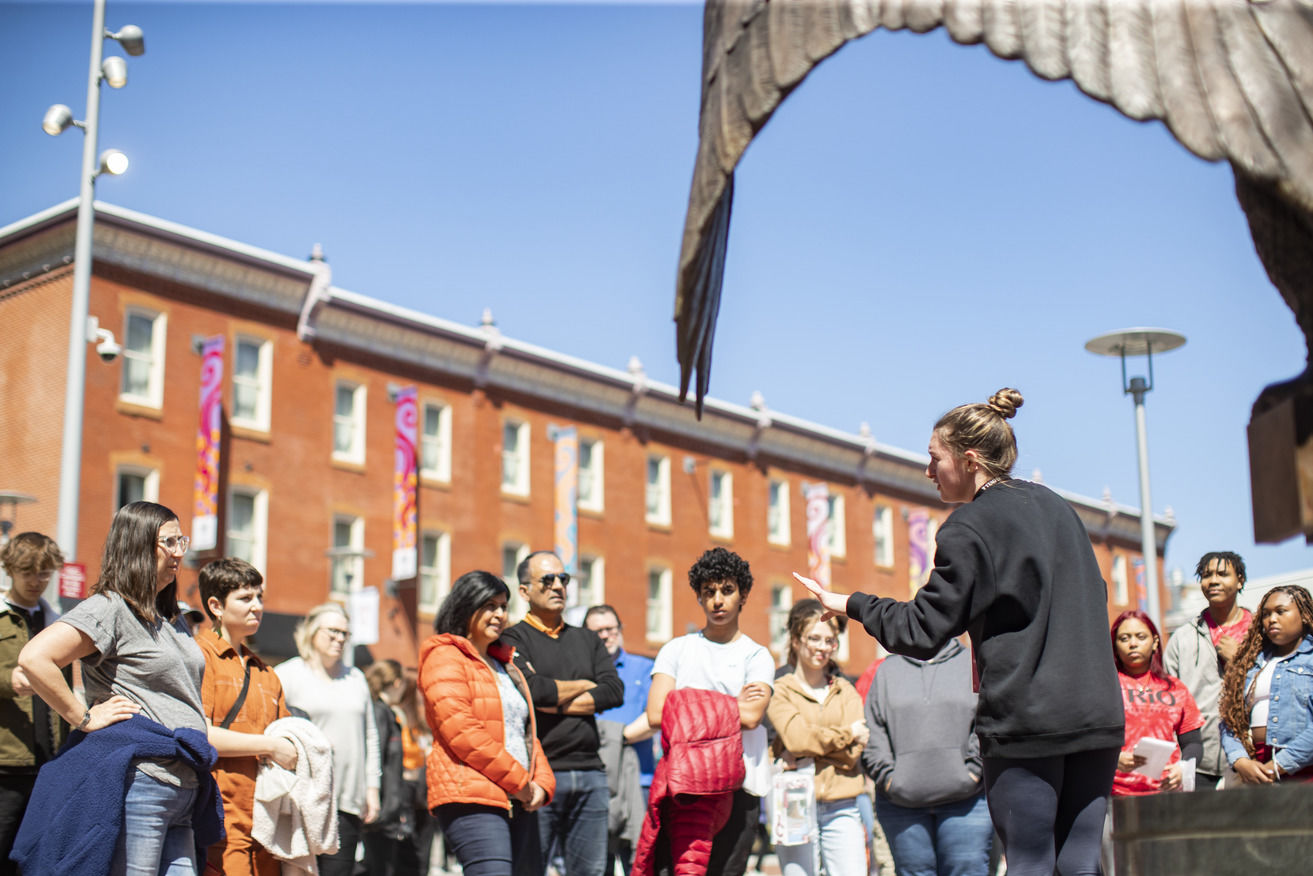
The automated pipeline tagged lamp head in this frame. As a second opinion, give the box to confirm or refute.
[102,56,128,89]
[98,149,129,176]
[111,24,145,56]
[42,104,74,136]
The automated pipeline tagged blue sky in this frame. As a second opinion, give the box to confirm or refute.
[3,1,1308,587]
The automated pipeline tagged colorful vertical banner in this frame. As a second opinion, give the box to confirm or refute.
[553,425,579,583]
[803,482,831,588]
[908,509,930,597]
[191,335,224,552]
[1133,558,1148,613]
[392,386,418,581]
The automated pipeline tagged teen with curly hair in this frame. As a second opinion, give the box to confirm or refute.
[1219,585,1313,784]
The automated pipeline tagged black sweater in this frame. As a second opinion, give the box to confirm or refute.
[501,621,624,772]
[847,480,1124,759]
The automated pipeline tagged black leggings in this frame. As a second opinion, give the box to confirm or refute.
[983,748,1118,876]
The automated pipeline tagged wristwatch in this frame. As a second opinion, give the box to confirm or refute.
[78,709,92,730]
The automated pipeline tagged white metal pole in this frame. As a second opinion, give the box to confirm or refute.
[55,0,107,566]
[1131,386,1161,630]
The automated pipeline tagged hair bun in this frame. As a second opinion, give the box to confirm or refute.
[987,388,1023,420]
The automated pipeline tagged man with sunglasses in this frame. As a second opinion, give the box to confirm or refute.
[502,551,624,876]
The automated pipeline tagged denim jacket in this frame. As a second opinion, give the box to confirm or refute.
[1220,634,1313,775]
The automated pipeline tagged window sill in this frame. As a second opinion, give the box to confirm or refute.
[331,458,367,474]
[231,424,272,444]
[115,398,163,421]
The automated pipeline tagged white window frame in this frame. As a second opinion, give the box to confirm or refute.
[873,504,895,568]
[577,555,605,608]
[231,335,272,432]
[419,401,452,483]
[501,420,530,496]
[645,454,671,526]
[226,486,268,575]
[330,514,365,596]
[1112,555,1129,605]
[767,478,790,546]
[577,438,605,512]
[503,541,530,622]
[119,307,166,408]
[826,494,847,558]
[769,581,793,659]
[646,566,672,642]
[419,530,452,614]
[114,465,159,510]
[709,469,734,538]
[332,381,366,464]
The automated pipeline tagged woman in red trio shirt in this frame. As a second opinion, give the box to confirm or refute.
[1111,610,1204,797]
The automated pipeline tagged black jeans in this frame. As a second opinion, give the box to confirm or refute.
[436,801,541,876]
[318,811,363,876]
[0,774,37,876]
[983,748,1118,876]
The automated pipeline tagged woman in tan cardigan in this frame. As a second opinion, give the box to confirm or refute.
[766,600,869,876]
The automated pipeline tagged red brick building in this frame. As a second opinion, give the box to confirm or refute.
[0,200,1173,672]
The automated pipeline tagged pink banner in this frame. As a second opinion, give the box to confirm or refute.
[191,335,224,551]
[908,509,930,597]
[392,386,418,581]
[1133,558,1147,613]
[553,425,579,578]
[804,482,831,588]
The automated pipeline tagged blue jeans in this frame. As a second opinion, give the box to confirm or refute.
[776,797,869,876]
[436,802,541,876]
[875,792,992,876]
[538,768,608,876]
[111,770,198,876]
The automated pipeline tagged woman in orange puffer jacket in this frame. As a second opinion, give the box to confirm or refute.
[419,570,555,876]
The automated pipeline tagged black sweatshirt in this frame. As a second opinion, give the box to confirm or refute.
[847,480,1124,759]
[501,621,625,772]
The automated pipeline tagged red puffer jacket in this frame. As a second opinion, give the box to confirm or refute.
[419,633,555,812]
[631,688,745,876]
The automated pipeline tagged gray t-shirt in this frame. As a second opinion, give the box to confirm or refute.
[60,592,207,786]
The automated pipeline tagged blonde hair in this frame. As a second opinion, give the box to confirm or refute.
[294,602,350,662]
[934,388,1023,481]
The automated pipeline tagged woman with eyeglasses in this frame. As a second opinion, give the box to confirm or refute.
[275,603,380,876]
[15,501,222,876]
[765,599,869,876]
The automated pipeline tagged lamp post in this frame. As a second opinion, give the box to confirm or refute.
[43,0,144,568]
[1085,327,1186,631]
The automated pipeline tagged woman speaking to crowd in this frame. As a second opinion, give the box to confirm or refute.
[802,389,1123,876]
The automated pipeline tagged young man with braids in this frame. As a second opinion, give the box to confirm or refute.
[1163,551,1253,788]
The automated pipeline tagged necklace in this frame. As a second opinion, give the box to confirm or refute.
[974,476,1006,499]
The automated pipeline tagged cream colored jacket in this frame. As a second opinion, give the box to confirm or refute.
[767,672,867,802]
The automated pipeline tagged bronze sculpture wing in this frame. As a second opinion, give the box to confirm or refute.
[675,0,1313,414]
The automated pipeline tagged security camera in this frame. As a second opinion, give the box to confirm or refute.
[94,328,121,363]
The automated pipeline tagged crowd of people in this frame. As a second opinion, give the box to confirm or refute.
[0,389,1310,876]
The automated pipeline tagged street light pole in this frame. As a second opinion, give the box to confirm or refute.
[1085,328,1186,632]
[47,0,144,566]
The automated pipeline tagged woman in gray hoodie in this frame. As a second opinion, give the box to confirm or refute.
[862,638,991,876]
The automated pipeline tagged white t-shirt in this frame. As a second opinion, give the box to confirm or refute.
[652,631,776,796]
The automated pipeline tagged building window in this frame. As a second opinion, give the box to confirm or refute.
[419,401,452,483]
[419,530,452,613]
[115,466,158,509]
[645,455,671,526]
[578,439,604,512]
[577,555,605,608]
[827,494,847,558]
[332,381,366,463]
[231,336,272,431]
[120,308,166,407]
[769,581,792,659]
[1112,555,1129,605]
[873,504,894,568]
[646,566,672,642]
[709,470,733,538]
[767,479,790,546]
[226,487,268,574]
[502,542,529,621]
[501,420,530,496]
[330,515,364,595]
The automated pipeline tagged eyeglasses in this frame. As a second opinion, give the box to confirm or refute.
[590,624,620,636]
[321,627,350,640]
[537,572,570,589]
[803,634,838,650]
[157,536,191,555]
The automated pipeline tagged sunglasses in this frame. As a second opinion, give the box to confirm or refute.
[537,572,571,589]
